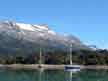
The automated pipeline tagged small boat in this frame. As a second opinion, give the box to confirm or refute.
[65,65,80,69]
[65,65,80,72]
[65,44,80,71]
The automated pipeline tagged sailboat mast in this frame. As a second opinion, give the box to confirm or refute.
[39,47,42,65]
[70,44,72,65]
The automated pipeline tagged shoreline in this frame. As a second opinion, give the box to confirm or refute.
[0,64,65,70]
[0,64,108,70]
[81,65,108,69]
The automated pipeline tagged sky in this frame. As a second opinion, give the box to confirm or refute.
[0,0,107,49]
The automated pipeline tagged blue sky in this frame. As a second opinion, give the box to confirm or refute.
[0,0,108,49]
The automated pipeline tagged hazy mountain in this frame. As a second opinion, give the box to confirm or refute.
[0,21,89,56]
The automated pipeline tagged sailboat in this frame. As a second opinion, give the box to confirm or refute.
[65,44,80,71]
[38,47,44,69]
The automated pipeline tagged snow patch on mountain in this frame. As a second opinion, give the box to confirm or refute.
[16,23,35,31]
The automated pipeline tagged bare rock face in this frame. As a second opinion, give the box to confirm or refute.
[0,21,89,56]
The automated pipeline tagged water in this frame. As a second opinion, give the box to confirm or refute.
[72,69,108,81]
[0,68,108,81]
[0,68,70,81]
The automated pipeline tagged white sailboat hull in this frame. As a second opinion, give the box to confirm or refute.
[65,65,80,71]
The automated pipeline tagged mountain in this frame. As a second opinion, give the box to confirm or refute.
[0,21,89,56]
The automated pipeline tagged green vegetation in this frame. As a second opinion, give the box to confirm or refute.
[72,49,108,65]
[0,49,108,65]
[0,51,67,64]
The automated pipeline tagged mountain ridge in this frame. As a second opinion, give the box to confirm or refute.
[0,21,89,55]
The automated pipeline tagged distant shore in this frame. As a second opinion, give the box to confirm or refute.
[0,64,65,70]
[81,65,108,69]
[0,64,108,70]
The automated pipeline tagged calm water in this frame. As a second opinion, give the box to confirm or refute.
[72,69,108,81]
[0,68,108,81]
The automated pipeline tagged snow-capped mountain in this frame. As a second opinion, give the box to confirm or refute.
[0,21,88,55]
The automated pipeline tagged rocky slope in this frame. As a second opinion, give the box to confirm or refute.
[0,21,88,55]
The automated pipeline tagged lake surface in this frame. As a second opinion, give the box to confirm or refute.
[72,69,108,81]
[0,68,108,81]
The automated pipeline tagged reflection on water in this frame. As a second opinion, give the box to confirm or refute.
[72,69,108,81]
[0,68,108,81]
[0,68,67,81]
[65,71,72,81]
